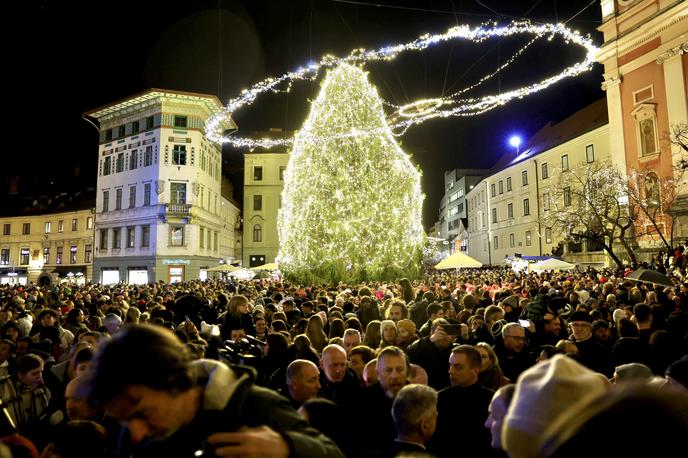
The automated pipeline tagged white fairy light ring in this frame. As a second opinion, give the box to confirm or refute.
[205,20,599,149]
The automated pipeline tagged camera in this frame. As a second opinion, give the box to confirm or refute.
[218,336,263,369]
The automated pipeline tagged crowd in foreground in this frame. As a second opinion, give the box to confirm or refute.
[0,264,687,457]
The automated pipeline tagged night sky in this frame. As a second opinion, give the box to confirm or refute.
[6,0,605,228]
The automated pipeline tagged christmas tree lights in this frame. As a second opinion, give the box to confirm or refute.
[276,64,424,283]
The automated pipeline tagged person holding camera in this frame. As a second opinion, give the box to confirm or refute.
[406,318,456,390]
[85,324,344,458]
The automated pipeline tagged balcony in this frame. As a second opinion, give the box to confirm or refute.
[166,203,191,215]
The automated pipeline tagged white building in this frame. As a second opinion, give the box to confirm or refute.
[243,144,290,267]
[437,168,488,248]
[467,99,610,265]
[85,89,237,284]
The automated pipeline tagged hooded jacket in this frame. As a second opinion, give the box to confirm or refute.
[117,359,344,458]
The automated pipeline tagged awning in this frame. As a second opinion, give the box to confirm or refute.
[50,266,87,277]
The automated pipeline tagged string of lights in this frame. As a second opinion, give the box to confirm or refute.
[205,20,599,149]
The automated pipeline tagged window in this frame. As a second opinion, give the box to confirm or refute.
[491,208,497,223]
[254,166,263,181]
[130,150,139,170]
[545,227,552,244]
[561,154,569,171]
[200,227,205,248]
[56,246,63,264]
[172,145,187,165]
[103,156,112,176]
[146,116,154,129]
[22,223,30,235]
[144,183,151,206]
[45,222,51,234]
[506,177,512,191]
[507,202,514,219]
[525,231,532,246]
[510,233,515,248]
[103,191,109,212]
[131,120,139,134]
[522,170,528,186]
[170,225,185,246]
[449,192,459,203]
[491,183,496,197]
[43,247,50,264]
[563,187,572,207]
[543,193,550,211]
[523,198,530,216]
[144,146,153,167]
[57,220,64,233]
[170,183,187,204]
[499,181,504,194]
[207,229,211,250]
[86,217,93,230]
[70,246,77,264]
[174,116,188,128]
[141,225,150,247]
[112,228,121,249]
[1,249,9,265]
[129,186,137,208]
[20,248,30,265]
[118,125,126,138]
[541,163,549,179]
[448,207,459,217]
[115,188,122,210]
[254,195,263,211]
[116,153,124,173]
[126,227,135,248]
[493,236,499,250]
[280,166,286,181]
[100,230,108,250]
[586,145,595,163]
[2,224,9,235]
[105,129,113,141]
[71,218,78,231]
[214,232,218,251]
[253,224,263,242]
[85,245,92,263]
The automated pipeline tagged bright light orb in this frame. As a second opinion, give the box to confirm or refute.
[509,135,522,148]
[206,20,599,149]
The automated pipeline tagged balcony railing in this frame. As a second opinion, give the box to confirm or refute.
[166,203,191,215]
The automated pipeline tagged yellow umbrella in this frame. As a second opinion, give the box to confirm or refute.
[252,262,279,271]
[435,251,482,269]
[206,264,241,272]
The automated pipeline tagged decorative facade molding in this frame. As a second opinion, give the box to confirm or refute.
[656,42,688,64]
[601,75,623,91]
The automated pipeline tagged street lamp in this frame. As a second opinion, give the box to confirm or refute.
[509,135,522,153]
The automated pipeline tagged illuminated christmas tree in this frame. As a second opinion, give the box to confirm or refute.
[277,63,424,283]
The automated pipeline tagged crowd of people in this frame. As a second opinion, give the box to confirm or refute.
[0,264,687,457]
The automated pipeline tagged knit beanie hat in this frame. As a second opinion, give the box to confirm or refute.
[380,319,397,336]
[502,354,610,458]
[396,319,416,336]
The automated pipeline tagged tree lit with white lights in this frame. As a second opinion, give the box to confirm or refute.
[277,64,424,283]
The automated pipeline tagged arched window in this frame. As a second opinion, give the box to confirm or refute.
[253,224,262,243]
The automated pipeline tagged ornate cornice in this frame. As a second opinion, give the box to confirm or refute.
[656,42,688,64]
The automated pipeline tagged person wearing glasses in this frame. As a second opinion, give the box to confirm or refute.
[493,323,534,382]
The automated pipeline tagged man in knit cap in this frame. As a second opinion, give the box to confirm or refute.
[501,354,610,458]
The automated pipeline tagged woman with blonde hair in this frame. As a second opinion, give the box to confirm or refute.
[476,341,510,390]
[305,314,328,354]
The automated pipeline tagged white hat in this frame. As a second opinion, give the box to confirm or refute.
[612,308,626,323]
[502,354,610,458]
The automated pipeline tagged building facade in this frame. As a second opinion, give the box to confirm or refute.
[0,207,95,285]
[467,100,610,265]
[243,150,290,267]
[438,169,487,248]
[597,0,688,245]
[85,89,237,284]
